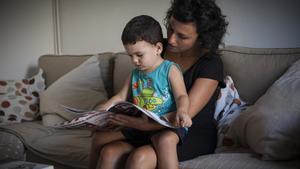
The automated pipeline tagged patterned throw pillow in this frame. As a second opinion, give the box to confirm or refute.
[214,76,247,148]
[0,69,45,124]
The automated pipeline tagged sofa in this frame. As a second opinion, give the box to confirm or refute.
[0,46,300,169]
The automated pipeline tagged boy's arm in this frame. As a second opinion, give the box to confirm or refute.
[168,65,192,127]
[96,75,131,110]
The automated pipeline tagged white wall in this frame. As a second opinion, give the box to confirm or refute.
[0,0,54,80]
[1,0,300,79]
[217,0,300,48]
[59,0,170,54]
[59,0,300,53]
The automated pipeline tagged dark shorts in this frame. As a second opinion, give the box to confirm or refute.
[121,127,188,147]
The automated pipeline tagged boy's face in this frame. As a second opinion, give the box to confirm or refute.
[124,40,162,73]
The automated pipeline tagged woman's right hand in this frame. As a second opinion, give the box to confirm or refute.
[108,114,165,131]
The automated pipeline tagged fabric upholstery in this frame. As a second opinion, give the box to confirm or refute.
[179,153,300,169]
[0,69,45,124]
[230,58,300,160]
[40,55,108,126]
[220,46,300,104]
[0,131,24,162]
[0,121,91,168]
[113,52,134,94]
[38,54,93,87]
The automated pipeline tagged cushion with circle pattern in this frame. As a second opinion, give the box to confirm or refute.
[0,69,45,124]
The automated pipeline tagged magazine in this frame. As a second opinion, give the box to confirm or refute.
[55,101,176,130]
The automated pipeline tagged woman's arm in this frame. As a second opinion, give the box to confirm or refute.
[164,78,218,123]
[188,78,219,118]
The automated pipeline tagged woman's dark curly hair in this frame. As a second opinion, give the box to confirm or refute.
[165,0,228,52]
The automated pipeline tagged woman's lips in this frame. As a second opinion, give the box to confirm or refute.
[167,44,177,50]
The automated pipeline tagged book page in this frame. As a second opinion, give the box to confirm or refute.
[57,101,177,129]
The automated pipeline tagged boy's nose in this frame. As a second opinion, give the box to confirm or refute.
[132,57,139,65]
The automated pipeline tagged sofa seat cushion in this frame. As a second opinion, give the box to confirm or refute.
[179,153,300,169]
[0,121,91,168]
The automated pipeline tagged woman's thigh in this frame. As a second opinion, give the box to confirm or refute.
[92,131,125,146]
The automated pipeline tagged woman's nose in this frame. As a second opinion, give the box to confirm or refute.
[168,32,177,46]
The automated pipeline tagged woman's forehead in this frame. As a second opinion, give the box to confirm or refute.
[169,16,197,35]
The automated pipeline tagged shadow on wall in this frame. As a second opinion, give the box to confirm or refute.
[25,65,39,79]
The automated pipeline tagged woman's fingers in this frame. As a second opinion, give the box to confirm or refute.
[108,114,129,126]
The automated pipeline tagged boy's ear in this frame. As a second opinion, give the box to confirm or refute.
[155,42,163,55]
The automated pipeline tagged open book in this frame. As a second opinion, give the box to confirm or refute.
[54,101,176,130]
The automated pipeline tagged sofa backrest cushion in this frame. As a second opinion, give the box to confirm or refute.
[39,53,115,98]
[39,54,93,87]
[221,46,300,104]
[40,55,109,126]
[113,52,134,94]
[39,46,300,106]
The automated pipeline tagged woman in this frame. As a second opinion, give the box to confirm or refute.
[89,0,227,168]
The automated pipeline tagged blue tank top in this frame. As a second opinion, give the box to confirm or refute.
[131,60,178,116]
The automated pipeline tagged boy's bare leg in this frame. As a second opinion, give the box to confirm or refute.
[97,141,134,169]
[151,130,180,169]
[88,131,125,169]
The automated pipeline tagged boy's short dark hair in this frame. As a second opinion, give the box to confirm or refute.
[121,15,163,45]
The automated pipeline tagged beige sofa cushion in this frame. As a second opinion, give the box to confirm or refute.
[0,121,91,169]
[40,55,108,126]
[39,54,92,87]
[221,46,300,104]
[113,52,134,94]
[179,153,300,169]
[231,58,300,160]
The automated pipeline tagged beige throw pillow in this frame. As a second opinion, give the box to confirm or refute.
[231,59,300,160]
[40,55,107,127]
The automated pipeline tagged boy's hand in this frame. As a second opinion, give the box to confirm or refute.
[175,112,192,128]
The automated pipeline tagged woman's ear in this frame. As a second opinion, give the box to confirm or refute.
[155,42,163,55]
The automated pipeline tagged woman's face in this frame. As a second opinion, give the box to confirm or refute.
[167,16,199,53]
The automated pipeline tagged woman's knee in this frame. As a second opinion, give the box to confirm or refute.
[99,142,133,161]
[126,146,157,169]
[99,145,118,161]
[152,131,179,148]
[127,148,147,164]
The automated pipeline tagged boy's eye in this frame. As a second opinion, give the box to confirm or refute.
[136,54,143,57]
